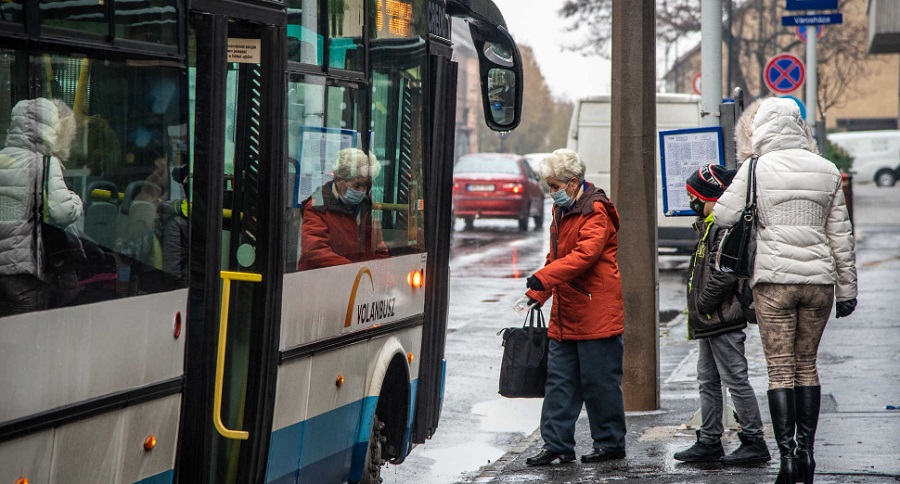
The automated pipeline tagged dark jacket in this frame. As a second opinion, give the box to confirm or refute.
[687,213,748,339]
[297,181,388,270]
[526,182,625,341]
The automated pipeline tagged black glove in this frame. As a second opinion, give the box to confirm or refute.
[527,297,542,308]
[835,298,857,318]
[526,275,544,291]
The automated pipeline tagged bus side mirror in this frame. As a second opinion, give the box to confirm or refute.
[447,0,523,132]
[473,35,521,131]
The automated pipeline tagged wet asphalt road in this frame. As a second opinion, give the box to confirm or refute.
[383,201,692,484]
[385,182,900,484]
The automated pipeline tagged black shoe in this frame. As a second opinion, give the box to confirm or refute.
[580,448,626,463]
[673,431,724,463]
[525,448,576,466]
[720,431,771,465]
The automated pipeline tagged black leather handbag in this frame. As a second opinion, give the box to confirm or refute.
[716,156,758,278]
[498,306,549,398]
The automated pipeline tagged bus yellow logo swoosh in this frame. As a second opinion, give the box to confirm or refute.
[345,267,374,328]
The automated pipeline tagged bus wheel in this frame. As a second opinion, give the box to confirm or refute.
[361,414,386,484]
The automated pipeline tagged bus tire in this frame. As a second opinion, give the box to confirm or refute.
[361,414,386,484]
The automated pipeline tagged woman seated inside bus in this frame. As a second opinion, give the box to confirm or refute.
[297,148,388,270]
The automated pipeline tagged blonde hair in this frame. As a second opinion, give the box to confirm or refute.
[51,99,76,163]
[540,148,585,183]
[333,148,381,180]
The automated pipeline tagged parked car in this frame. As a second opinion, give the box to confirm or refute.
[524,152,552,192]
[453,153,545,231]
[828,130,900,187]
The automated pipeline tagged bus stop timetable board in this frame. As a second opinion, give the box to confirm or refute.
[658,126,725,217]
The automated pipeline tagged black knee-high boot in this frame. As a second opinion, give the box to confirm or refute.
[768,388,797,484]
[795,386,821,484]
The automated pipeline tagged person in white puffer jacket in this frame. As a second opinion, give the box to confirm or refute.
[714,97,857,484]
[0,98,83,316]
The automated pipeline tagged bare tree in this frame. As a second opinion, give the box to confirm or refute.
[560,0,877,114]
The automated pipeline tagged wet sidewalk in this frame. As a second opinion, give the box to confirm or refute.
[466,184,900,484]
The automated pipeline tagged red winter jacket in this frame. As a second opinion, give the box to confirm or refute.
[298,181,389,270]
[526,182,625,341]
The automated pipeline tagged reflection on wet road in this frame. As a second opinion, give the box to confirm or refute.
[387,202,693,484]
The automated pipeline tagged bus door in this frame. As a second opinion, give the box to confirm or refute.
[178,8,285,484]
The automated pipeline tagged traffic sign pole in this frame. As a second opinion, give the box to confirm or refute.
[806,9,817,129]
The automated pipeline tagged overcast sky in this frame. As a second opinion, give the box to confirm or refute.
[491,0,612,102]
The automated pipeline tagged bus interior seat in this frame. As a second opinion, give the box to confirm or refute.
[85,181,119,249]
[117,180,161,260]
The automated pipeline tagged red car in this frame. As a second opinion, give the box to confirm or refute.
[452,153,546,231]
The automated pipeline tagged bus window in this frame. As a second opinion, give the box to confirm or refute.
[287,80,382,272]
[114,0,178,45]
[40,0,107,37]
[287,0,323,65]
[8,52,188,313]
[0,1,24,28]
[327,0,363,70]
[370,39,426,253]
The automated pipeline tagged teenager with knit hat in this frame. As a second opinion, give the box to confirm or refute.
[673,163,771,466]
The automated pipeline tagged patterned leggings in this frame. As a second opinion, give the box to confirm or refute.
[753,283,834,389]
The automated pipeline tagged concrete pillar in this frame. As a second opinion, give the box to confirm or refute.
[611,0,660,411]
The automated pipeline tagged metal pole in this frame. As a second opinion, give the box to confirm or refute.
[611,0,659,411]
[701,0,723,127]
[806,19,818,130]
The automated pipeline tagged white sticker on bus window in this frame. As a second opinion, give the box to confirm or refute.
[227,39,261,64]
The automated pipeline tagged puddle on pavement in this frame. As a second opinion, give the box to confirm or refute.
[415,441,505,484]
[472,398,544,434]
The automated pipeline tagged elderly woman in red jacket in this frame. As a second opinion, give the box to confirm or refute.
[523,148,627,466]
[298,148,388,270]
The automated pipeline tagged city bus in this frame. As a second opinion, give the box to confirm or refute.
[0,1,523,483]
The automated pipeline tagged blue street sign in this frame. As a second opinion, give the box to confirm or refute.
[785,0,838,10]
[782,13,842,26]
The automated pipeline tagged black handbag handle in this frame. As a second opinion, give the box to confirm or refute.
[744,156,758,211]
[524,306,546,330]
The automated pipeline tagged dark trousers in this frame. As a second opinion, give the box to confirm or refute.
[0,274,49,317]
[540,336,627,454]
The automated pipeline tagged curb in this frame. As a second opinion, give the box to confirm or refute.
[468,428,542,483]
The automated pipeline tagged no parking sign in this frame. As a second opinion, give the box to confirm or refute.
[764,53,805,95]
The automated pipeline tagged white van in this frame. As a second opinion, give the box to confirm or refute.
[827,130,900,187]
[567,93,702,253]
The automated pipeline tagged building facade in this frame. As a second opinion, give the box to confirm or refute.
[664,0,899,131]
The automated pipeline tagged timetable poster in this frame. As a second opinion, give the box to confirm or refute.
[658,127,725,216]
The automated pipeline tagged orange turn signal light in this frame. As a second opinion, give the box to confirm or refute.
[407,269,424,288]
[407,352,414,363]
[16,478,29,484]
[173,312,182,339]
[336,375,345,387]
[144,435,156,451]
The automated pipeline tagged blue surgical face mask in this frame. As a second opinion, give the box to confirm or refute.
[343,187,366,206]
[550,181,572,207]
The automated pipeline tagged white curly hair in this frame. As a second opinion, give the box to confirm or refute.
[539,148,586,183]
[333,148,381,180]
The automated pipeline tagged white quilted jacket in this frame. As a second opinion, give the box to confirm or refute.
[714,98,857,301]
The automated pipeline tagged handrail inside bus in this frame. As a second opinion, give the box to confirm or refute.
[213,270,263,440]
[90,189,235,219]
